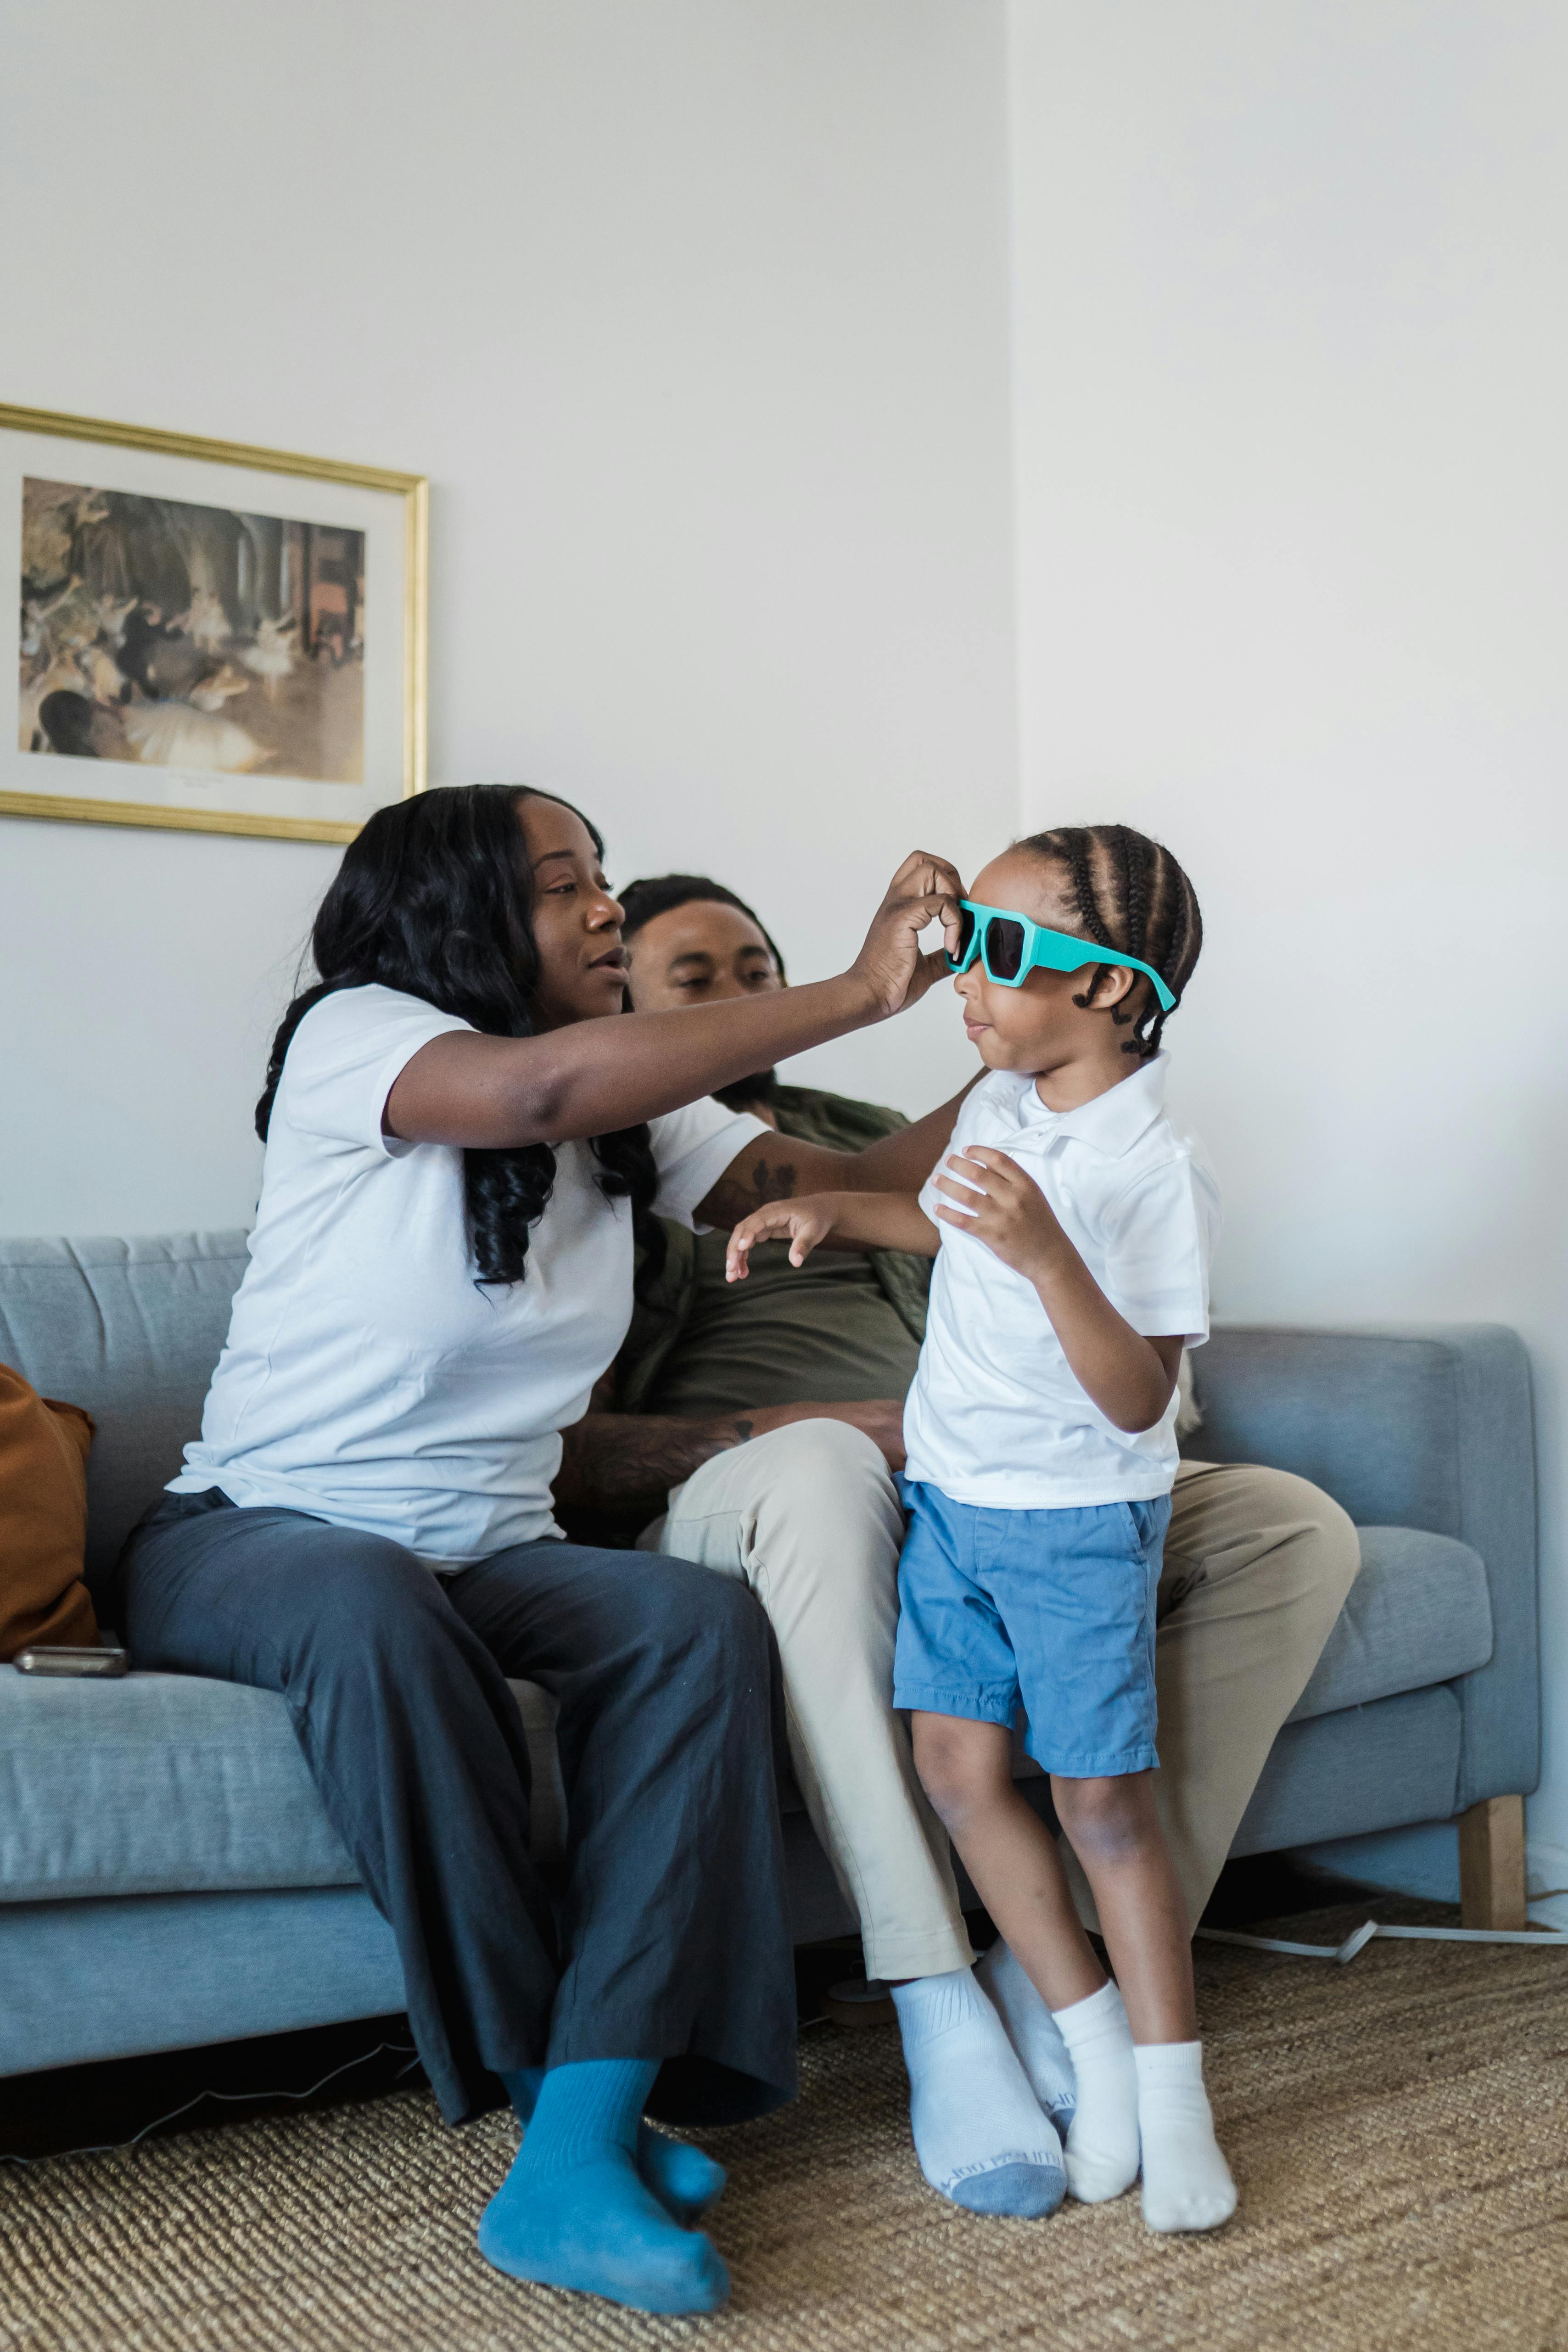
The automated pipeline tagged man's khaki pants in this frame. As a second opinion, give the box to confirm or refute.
[653,1422,1359,1982]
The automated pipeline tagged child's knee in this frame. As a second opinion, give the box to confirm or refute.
[912,1714,1009,1827]
[1053,1772,1157,1865]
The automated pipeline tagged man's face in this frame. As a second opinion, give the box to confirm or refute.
[625,900,783,1011]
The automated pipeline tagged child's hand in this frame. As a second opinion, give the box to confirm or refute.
[726,1196,839,1282]
[933,1149,1067,1282]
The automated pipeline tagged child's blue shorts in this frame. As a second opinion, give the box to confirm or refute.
[892,1482,1171,1778]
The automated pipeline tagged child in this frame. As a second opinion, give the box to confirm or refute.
[726,823,1235,2234]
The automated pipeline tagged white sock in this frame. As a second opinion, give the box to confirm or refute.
[1134,2041,1237,2233]
[1052,1980,1140,2203]
[891,1970,1065,2218]
[974,1940,1078,2133]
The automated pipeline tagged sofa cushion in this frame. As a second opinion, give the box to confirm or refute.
[1236,1682,1462,1853]
[0,1234,249,1586]
[0,1664,564,1904]
[1286,1524,1492,1724]
[0,1665,356,1903]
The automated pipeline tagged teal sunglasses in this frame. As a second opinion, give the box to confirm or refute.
[947,899,1177,1013]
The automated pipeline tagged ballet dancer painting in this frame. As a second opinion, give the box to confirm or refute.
[18,478,365,784]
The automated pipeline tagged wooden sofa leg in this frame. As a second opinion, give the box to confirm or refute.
[1458,1794,1527,1929]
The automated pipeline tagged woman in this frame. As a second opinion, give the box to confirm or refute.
[112,786,963,2318]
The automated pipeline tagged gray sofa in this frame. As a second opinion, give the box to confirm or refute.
[0,1232,1540,2083]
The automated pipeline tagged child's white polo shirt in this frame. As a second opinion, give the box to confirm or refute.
[903,1053,1219,1509]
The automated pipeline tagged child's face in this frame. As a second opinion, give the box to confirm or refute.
[955,849,1138,1075]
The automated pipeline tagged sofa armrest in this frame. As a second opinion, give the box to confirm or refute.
[1188,1323,1538,1809]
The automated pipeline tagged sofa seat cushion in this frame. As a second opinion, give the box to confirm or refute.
[1236,1682,1462,1853]
[1286,1525,1492,1725]
[0,1665,573,1900]
[0,1666,357,1903]
[0,1664,564,1904]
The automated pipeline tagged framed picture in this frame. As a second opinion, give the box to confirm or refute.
[3,403,426,844]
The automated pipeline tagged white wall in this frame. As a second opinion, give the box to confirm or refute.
[0,0,1017,1237]
[11,0,1564,1902]
[1007,0,1568,1908]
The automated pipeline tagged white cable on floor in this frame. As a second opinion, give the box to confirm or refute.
[1197,1919,1568,1964]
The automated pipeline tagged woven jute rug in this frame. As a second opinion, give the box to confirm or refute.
[4,1905,1568,2352]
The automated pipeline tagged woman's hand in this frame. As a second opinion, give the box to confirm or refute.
[726,1196,842,1282]
[933,1148,1067,1282]
[848,851,967,1019]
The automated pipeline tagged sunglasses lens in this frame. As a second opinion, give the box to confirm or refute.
[984,917,1025,981]
[949,904,977,970]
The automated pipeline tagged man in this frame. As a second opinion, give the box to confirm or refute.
[554,872,1358,2217]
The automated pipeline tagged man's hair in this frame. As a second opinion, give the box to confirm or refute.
[617,873,787,980]
[617,872,786,1111]
[1019,823,1202,1061]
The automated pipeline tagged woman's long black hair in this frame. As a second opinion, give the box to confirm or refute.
[256,784,665,1290]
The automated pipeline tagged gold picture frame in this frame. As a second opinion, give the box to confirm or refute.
[4,402,427,843]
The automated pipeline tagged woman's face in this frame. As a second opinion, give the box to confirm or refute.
[624,900,783,1012]
[518,796,629,1028]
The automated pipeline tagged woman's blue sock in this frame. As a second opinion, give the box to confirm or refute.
[504,2064,727,2222]
[480,2060,729,2314]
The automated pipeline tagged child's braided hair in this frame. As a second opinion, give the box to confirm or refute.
[1019,823,1202,1061]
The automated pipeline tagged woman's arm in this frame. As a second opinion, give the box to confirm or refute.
[386,852,963,1148]
[725,1190,939,1282]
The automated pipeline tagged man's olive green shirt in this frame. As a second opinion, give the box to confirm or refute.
[616,1086,933,1419]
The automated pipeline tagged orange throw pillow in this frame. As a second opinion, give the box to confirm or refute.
[0,1364,98,1660]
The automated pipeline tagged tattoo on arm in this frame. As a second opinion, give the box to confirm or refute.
[698,1154,799,1229]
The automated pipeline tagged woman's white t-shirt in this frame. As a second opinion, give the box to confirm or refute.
[169,985,766,1562]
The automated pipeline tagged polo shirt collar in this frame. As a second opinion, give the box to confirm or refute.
[1011,1052,1170,1159]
